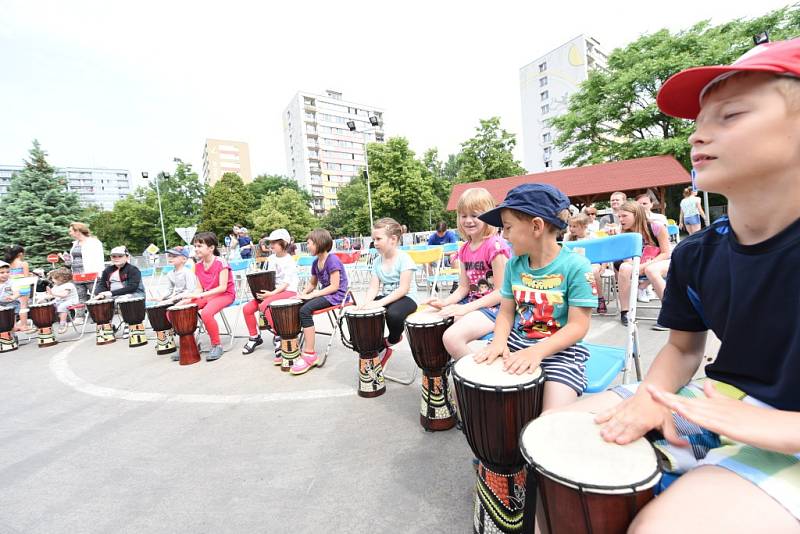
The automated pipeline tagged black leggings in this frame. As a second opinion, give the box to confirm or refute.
[299,296,335,328]
[378,295,417,344]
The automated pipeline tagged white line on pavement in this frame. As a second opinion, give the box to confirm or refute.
[48,340,356,404]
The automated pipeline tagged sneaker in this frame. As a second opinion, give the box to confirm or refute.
[57,323,68,335]
[273,335,282,365]
[290,352,319,375]
[652,322,669,331]
[620,312,629,327]
[122,325,130,339]
[637,288,651,303]
[242,336,263,354]
[646,286,657,300]
[596,297,607,315]
[206,345,224,362]
[171,351,180,362]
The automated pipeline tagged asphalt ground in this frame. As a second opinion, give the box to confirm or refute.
[0,293,719,534]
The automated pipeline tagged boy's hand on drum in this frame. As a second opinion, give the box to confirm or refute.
[503,350,539,375]
[595,389,684,447]
[474,342,508,364]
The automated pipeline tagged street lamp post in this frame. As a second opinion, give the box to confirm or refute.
[143,171,168,252]
[348,116,382,229]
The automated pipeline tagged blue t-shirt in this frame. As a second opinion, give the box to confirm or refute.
[428,230,457,246]
[659,216,800,411]
[372,251,418,302]
[501,247,597,339]
[238,236,253,258]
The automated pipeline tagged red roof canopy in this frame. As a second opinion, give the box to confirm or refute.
[446,156,690,210]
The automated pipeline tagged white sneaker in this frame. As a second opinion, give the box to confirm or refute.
[637,288,651,303]
[646,286,657,300]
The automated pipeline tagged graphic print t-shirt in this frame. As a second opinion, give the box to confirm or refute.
[456,235,511,301]
[500,247,597,339]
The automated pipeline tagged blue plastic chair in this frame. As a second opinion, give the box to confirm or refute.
[564,233,644,391]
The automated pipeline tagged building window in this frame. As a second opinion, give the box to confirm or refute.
[540,77,548,87]
[540,90,549,101]
[544,147,552,159]
[538,61,547,72]
[542,132,551,143]
[544,160,552,169]
[541,104,550,115]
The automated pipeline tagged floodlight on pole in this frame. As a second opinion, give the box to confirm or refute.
[143,170,168,252]
[753,31,770,45]
[347,116,382,229]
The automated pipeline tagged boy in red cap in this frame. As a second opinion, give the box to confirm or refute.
[562,39,800,531]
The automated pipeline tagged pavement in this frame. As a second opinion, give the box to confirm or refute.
[0,294,719,534]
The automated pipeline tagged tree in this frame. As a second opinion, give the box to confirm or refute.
[153,162,206,229]
[199,173,254,238]
[0,140,83,265]
[456,117,526,183]
[252,188,317,242]
[367,137,444,232]
[320,174,372,236]
[552,6,800,169]
[248,174,311,205]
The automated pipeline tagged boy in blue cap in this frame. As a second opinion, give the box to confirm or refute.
[563,39,800,531]
[475,183,598,410]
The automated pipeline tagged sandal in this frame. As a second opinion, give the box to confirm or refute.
[242,337,263,354]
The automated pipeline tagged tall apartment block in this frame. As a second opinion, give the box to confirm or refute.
[202,139,252,186]
[0,164,132,210]
[520,35,607,173]
[283,90,384,215]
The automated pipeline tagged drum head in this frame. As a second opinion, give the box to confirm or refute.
[168,304,197,311]
[86,299,109,306]
[271,298,302,307]
[520,412,661,494]
[29,302,53,308]
[118,296,144,302]
[454,355,542,388]
[405,311,449,326]
[345,307,385,316]
[147,301,173,309]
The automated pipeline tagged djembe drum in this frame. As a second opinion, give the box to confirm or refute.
[29,302,58,347]
[269,298,303,372]
[86,299,116,345]
[146,302,177,355]
[0,305,18,352]
[167,303,200,365]
[405,312,456,431]
[118,296,148,348]
[520,412,662,534]
[340,307,387,398]
[248,271,276,331]
[453,356,546,534]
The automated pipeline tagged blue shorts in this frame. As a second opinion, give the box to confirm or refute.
[684,214,701,226]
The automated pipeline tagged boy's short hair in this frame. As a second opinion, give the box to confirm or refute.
[657,38,800,119]
[306,229,333,253]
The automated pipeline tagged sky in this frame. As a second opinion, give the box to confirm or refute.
[0,0,792,189]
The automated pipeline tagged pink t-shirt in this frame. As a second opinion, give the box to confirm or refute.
[456,234,511,301]
[196,257,235,298]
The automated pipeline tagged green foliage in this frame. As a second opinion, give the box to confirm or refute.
[199,173,254,238]
[456,117,526,183]
[252,188,317,242]
[248,174,311,205]
[366,137,445,232]
[552,6,800,169]
[88,162,205,252]
[0,141,83,265]
[319,174,372,236]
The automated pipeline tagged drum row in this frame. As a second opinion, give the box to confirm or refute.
[339,307,662,533]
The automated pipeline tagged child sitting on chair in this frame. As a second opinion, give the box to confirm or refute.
[474,183,598,411]
[296,229,349,375]
[241,229,299,360]
[158,246,197,303]
[46,268,78,334]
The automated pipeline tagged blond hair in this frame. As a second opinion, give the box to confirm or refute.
[702,71,800,114]
[50,268,72,284]
[69,222,91,237]
[456,188,498,241]
[373,217,403,240]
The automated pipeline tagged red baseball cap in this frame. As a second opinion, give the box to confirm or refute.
[657,38,800,120]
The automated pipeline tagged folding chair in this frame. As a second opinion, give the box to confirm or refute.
[10,276,38,343]
[564,233,644,390]
[406,248,444,301]
[297,289,356,367]
[219,259,253,350]
[333,251,360,289]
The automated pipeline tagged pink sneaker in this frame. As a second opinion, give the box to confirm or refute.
[380,336,401,369]
[273,355,282,365]
[290,352,319,375]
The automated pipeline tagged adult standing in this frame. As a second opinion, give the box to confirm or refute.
[238,228,254,259]
[679,187,706,235]
[427,221,457,246]
[62,222,105,314]
[598,191,627,234]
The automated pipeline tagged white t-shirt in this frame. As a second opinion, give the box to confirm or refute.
[53,282,79,307]
[648,212,669,226]
[109,270,123,292]
[268,254,299,293]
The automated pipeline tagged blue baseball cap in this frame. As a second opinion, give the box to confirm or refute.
[166,246,190,258]
[478,183,571,230]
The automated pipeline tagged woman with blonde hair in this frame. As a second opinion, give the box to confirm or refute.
[61,222,105,318]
